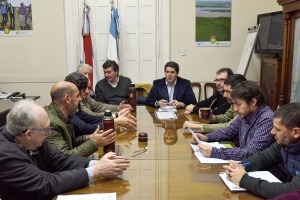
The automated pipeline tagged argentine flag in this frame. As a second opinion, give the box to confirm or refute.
[107,6,120,63]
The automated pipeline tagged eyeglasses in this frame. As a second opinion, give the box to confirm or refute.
[31,127,51,136]
[23,127,51,136]
[214,78,226,83]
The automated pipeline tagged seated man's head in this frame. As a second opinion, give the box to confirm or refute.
[102,60,119,84]
[223,74,247,104]
[272,103,300,146]
[214,68,234,93]
[231,80,265,118]
[65,72,89,100]
[77,63,92,79]
[6,100,51,151]
[164,61,179,85]
[50,81,81,116]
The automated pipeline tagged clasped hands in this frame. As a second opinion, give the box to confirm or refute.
[157,99,183,108]
[222,160,247,186]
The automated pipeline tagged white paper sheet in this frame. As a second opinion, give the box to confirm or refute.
[158,106,177,112]
[57,193,116,200]
[190,143,240,164]
[219,171,281,191]
[155,111,178,120]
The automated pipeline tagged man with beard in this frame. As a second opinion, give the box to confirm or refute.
[185,68,233,115]
[45,81,115,157]
[193,81,274,161]
[183,74,246,133]
[223,103,300,199]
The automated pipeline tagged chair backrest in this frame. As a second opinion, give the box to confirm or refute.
[191,82,201,102]
[204,82,217,99]
[135,83,152,105]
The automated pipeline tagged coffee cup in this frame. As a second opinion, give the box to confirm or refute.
[200,108,211,119]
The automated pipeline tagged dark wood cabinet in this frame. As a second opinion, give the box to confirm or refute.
[277,0,300,106]
[260,57,282,110]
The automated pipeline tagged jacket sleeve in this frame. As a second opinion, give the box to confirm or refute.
[70,114,99,136]
[214,105,235,123]
[201,116,237,134]
[0,142,90,198]
[182,81,197,106]
[47,125,98,157]
[82,96,118,117]
[240,143,299,199]
[146,80,160,107]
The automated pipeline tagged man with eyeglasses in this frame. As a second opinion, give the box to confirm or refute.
[183,74,247,133]
[184,67,233,115]
[0,100,130,200]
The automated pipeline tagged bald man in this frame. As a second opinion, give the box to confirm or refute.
[0,100,130,200]
[45,81,115,157]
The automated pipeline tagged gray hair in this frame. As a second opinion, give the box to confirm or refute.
[6,100,39,136]
[77,63,92,73]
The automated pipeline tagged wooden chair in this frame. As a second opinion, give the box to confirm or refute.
[191,82,201,102]
[135,83,152,105]
[204,82,217,99]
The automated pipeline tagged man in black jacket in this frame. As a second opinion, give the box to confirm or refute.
[0,100,130,200]
[184,67,233,115]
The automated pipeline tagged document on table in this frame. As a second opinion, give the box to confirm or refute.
[158,106,177,112]
[190,143,240,164]
[57,193,116,200]
[219,171,281,192]
[155,111,178,120]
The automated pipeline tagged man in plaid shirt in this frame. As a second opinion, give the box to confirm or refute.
[194,81,274,161]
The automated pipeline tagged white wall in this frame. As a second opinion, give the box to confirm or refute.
[0,0,66,106]
[0,0,282,105]
[170,0,281,83]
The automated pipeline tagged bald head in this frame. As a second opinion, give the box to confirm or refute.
[50,81,76,103]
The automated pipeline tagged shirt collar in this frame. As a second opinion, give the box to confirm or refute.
[108,76,120,88]
[165,79,177,87]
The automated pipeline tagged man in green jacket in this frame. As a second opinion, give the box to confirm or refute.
[223,103,300,199]
[183,74,246,133]
[46,81,115,157]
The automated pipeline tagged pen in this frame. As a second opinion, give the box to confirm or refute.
[242,162,251,168]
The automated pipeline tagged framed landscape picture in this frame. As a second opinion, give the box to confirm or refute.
[195,0,231,47]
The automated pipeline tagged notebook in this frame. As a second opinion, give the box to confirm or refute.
[219,171,281,191]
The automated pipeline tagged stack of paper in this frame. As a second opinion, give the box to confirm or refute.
[158,106,177,112]
[155,111,178,120]
[219,171,281,191]
[57,193,116,200]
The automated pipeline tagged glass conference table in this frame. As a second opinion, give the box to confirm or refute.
[62,106,262,200]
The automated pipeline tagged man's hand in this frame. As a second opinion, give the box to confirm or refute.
[92,152,130,178]
[157,99,169,107]
[169,100,184,108]
[118,100,132,111]
[223,160,246,185]
[115,109,137,131]
[183,121,202,131]
[185,104,195,112]
[88,127,115,147]
[198,142,213,157]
